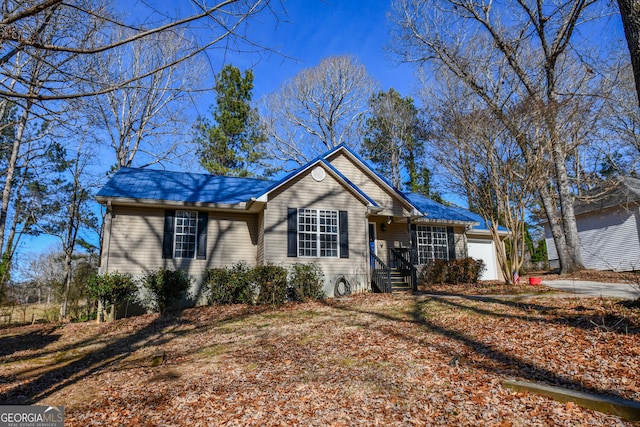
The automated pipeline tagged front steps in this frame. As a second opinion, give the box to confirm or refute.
[390,268,412,293]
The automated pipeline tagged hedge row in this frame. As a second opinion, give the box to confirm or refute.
[420,258,486,285]
[87,262,326,319]
[88,268,191,317]
[205,262,325,306]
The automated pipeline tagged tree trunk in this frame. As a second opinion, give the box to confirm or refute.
[618,0,640,106]
[546,107,585,273]
[0,103,30,265]
[60,255,72,321]
[539,185,575,273]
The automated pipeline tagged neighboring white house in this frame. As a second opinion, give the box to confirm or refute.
[545,177,640,271]
[96,144,506,300]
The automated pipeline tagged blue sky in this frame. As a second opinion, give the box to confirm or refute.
[249,1,416,97]
[194,0,418,107]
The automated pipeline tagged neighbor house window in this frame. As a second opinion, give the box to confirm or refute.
[288,208,348,258]
[174,210,198,258]
[416,225,449,264]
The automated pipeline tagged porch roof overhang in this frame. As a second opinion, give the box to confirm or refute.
[411,215,479,227]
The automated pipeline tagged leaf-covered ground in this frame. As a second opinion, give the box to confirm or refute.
[0,293,638,426]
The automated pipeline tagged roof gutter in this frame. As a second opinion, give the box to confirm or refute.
[95,196,249,211]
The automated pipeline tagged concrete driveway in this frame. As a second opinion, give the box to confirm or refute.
[543,279,640,299]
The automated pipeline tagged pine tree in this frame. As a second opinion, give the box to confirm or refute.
[362,88,436,196]
[195,65,268,177]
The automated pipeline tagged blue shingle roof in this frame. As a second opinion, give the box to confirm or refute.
[445,205,509,232]
[96,168,276,204]
[96,148,505,232]
[405,192,477,223]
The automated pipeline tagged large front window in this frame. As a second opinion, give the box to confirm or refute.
[416,225,448,264]
[174,210,198,258]
[298,208,338,257]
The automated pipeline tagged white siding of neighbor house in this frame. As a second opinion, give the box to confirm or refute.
[544,225,559,269]
[576,207,640,271]
[263,165,370,297]
[101,205,259,279]
[327,153,410,217]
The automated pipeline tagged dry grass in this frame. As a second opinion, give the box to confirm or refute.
[0,293,638,426]
[0,303,61,326]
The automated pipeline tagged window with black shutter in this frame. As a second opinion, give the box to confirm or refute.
[287,208,348,258]
[162,210,207,259]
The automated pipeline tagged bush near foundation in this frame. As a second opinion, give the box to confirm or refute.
[422,258,486,285]
[140,268,191,314]
[288,263,325,301]
[206,262,325,305]
[205,262,255,305]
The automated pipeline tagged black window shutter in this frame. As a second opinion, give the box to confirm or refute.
[447,226,456,260]
[196,211,208,260]
[339,210,349,258]
[287,208,297,257]
[162,210,175,259]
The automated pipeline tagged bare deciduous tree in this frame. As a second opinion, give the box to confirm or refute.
[81,29,206,170]
[425,75,543,283]
[261,55,378,169]
[0,0,279,297]
[0,0,279,101]
[391,0,612,273]
[618,0,640,106]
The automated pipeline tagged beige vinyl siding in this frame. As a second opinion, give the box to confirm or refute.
[103,205,259,277]
[328,153,409,217]
[257,209,265,265]
[452,226,467,259]
[263,166,370,296]
[374,221,411,265]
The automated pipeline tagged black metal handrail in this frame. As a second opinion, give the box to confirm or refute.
[370,250,391,293]
[390,247,418,292]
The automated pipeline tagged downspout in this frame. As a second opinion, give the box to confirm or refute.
[100,201,113,274]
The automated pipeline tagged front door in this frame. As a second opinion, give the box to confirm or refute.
[368,222,377,266]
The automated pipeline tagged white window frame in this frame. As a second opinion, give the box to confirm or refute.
[174,210,198,259]
[298,208,339,258]
[416,225,449,265]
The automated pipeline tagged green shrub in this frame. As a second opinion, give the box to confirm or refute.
[206,262,255,305]
[140,268,191,314]
[254,264,288,306]
[87,271,137,321]
[87,272,137,306]
[288,263,325,301]
[422,258,485,285]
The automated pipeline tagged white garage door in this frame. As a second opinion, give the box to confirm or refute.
[467,239,499,281]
